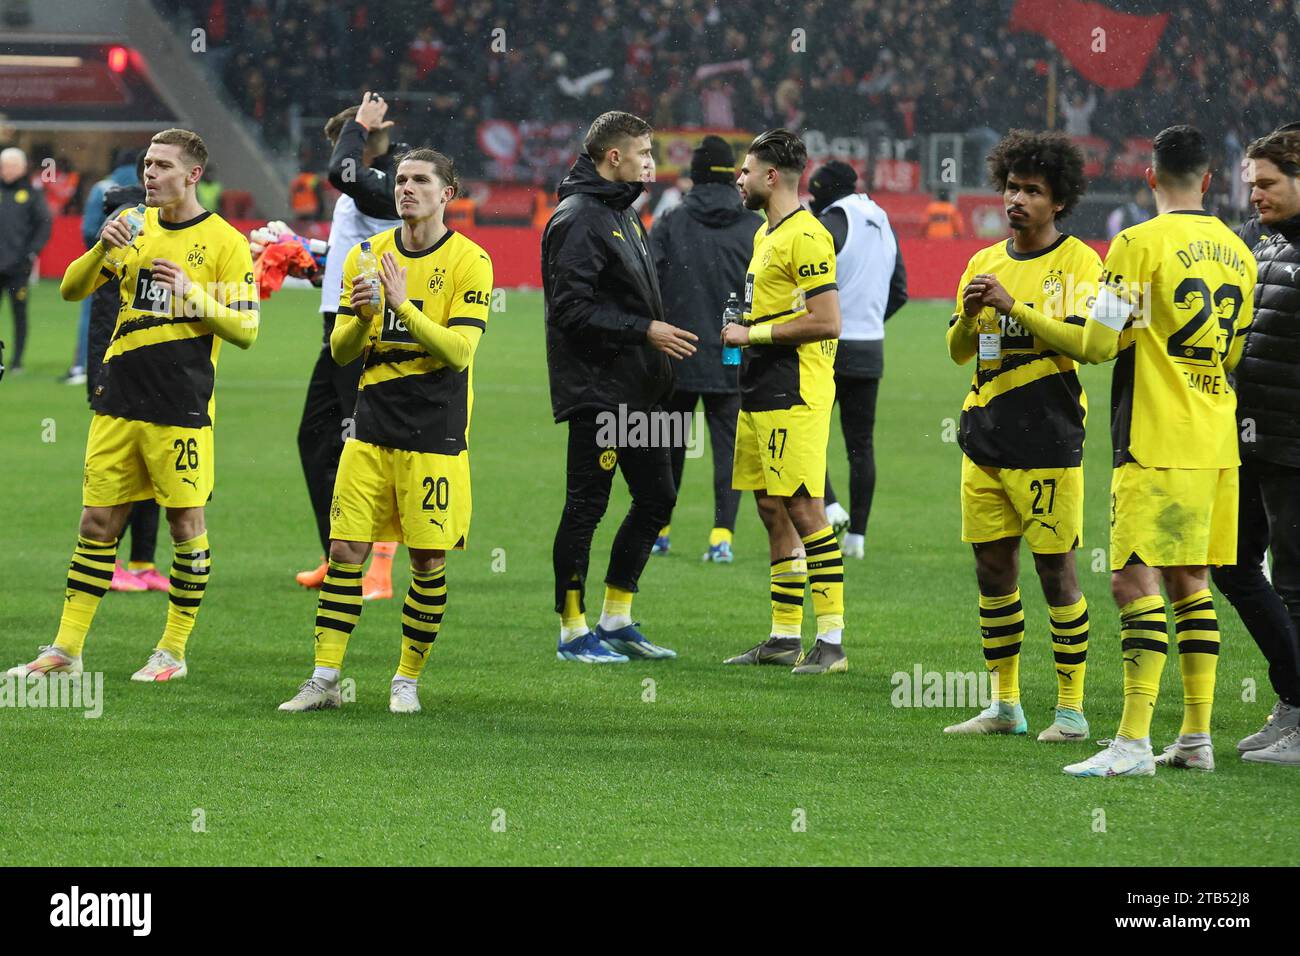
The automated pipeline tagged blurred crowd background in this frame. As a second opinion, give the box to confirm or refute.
[145,0,1298,178]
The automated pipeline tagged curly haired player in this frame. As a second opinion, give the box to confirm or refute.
[943,130,1101,739]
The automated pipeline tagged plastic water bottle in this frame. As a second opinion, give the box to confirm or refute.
[721,293,742,366]
[103,203,146,273]
[356,240,382,312]
[977,309,1002,372]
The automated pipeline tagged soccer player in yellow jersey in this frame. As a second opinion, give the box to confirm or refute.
[7,128,258,684]
[1008,126,1255,778]
[720,129,847,675]
[278,148,493,714]
[944,131,1101,741]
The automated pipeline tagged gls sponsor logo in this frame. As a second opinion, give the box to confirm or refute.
[463,289,489,307]
[796,261,829,278]
[50,885,152,936]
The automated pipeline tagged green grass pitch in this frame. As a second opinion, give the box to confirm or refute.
[2,280,1296,866]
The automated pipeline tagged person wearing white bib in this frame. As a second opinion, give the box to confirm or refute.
[808,162,908,559]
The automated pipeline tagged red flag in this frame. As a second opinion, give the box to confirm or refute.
[1010,0,1169,90]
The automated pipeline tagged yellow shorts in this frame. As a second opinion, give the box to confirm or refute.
[960,456,1083,554]
[732,405,830,498]
[330,438,471,550]
[82,413,214,509]
[1109,462,1237,570]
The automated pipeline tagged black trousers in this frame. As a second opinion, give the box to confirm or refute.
[0,271,28,368]
[823,374,880,536]
[85,280,159,565]
[662,388,741,532]
[552,409,677,612]
[297,313,365,553]
[1211,455,1300,705]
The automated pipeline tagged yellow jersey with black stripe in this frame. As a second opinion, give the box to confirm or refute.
[952,234,1102,468]
[93,208,256,428]
[1092,210,1256,468]
[338,227,493,455]
[740,207,838,412]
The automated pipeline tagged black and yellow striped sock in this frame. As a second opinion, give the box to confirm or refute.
[1116,594,1168,741]
[53,535,119,657]
[770,555,806,638]
[802,525,845,640]
[397,564,446,679]
[1173,588,1220,736]
[313,559,364,671]
[980,590,1024,703]
[157,532,210,660]
[1049,595,1089,712]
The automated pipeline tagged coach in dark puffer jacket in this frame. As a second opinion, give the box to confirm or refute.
[542,110,698,661]
[1215,128,1300,764]
[1238,121,1300,249]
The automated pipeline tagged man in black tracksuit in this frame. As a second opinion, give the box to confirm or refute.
[649,135,761,563]
[544,111,699,663]
[1213,128,1300,764]
[0,147,52,372]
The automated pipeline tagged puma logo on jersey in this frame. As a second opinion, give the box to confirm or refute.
[180,477,197,488]
[768,465,784,478]
[1034,519,1060,535]
[428,517,445,530]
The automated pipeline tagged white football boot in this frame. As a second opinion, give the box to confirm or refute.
[6,644,82,678]
[1154,733,1215,771]
[826,501,850,536]
[130,648,187,682]
[1037,706,1090,742]
[389,678,421,714]
[841,533,865,560]
[943,700,1027,735]
[1063,736,1156,778]
[278,677,341,712]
